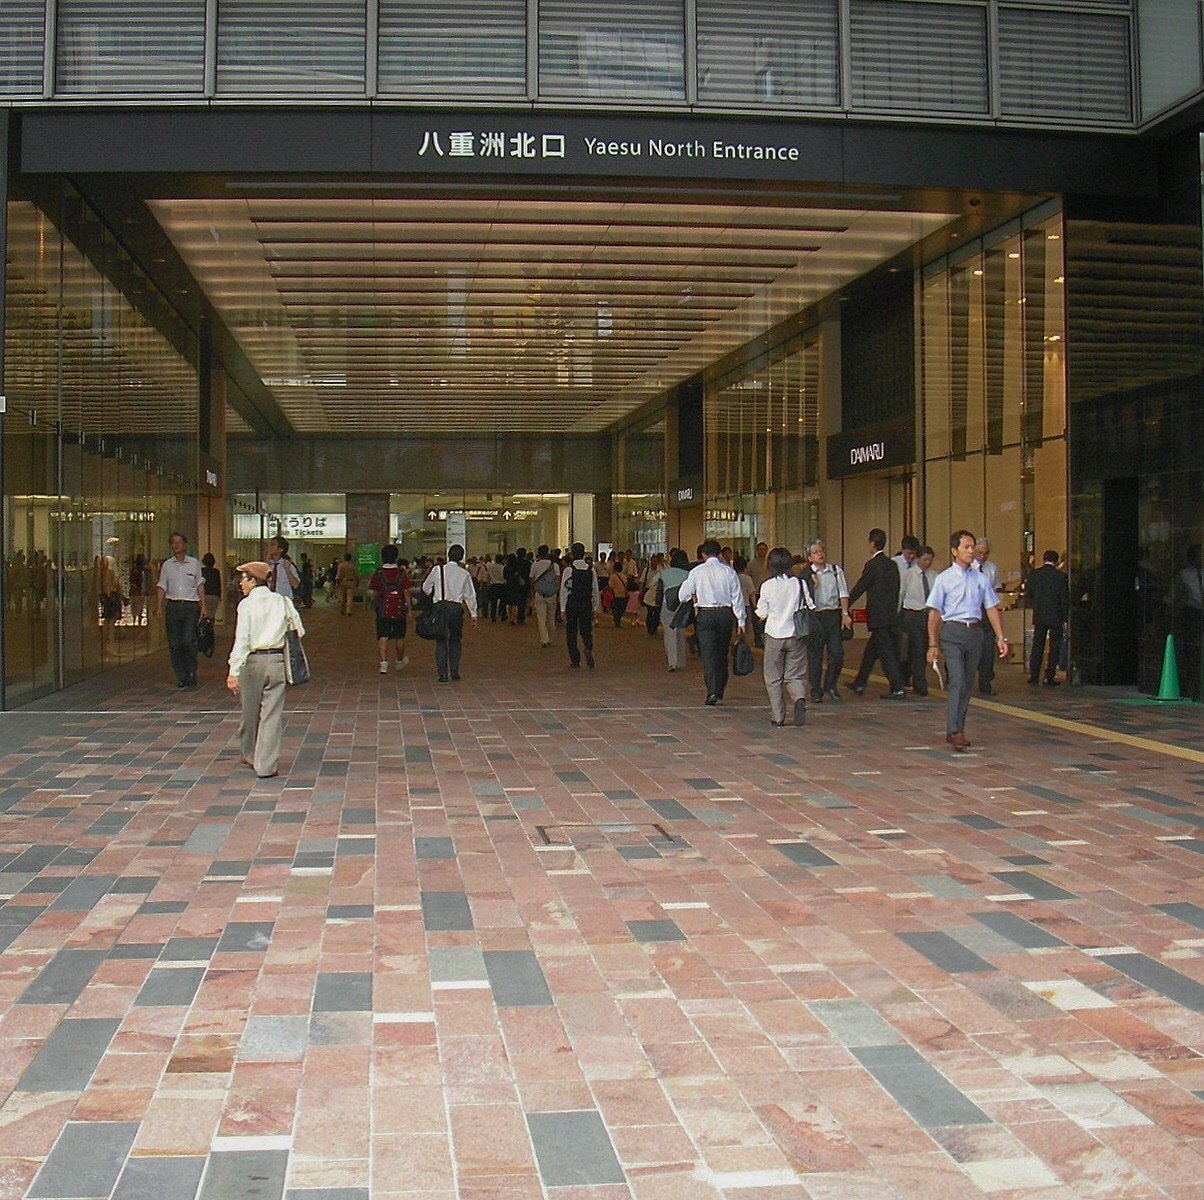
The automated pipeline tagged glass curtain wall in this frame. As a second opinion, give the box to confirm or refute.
[613,413,666,557]
[706,335,821,558]
[920,205,1068,659]
[4,190,200,706]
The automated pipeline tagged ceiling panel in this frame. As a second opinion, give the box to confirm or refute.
[149,196,952,435]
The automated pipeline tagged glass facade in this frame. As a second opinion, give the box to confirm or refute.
[705,335,821,558]
[3,188,204,707]
[920,205,1069,657]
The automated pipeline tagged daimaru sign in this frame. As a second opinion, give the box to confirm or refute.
[826,417,915,479]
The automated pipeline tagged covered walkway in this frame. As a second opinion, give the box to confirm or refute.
[2,610,1204,1199]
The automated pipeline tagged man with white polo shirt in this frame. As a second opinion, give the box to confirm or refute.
[156,531,205,689]
[677,539,747,707]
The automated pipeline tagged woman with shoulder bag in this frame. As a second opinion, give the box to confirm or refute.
[754,546,815,728]
[226,561,305,779]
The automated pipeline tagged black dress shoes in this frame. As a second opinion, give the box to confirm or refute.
[980,685,997,696]
[704,694,719,706]
[1043,679,1061,687]
[850,683,866,696]
[882,690,906,700]
[437,675,449,683]
[793,698,807,727]
[810,691,823,703]
[826,687,842,703]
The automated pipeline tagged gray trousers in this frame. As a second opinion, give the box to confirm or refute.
[940,621,983,737]
[663,623,686,669]
[763,634,808,723]
[239,652,287,777]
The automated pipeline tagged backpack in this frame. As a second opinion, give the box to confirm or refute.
[379,567,406,621]
[567,566,593,612]
[664,585,682,612]
[534,562,559,597]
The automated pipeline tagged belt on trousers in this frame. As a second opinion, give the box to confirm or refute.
[694,605,733,610]
[250,647,284,655]
[945,619,981,628]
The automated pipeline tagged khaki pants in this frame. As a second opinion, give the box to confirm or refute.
[763,634,808,724]
[239,652,287,777]
[532,593,557,645]
[339,583,356,615]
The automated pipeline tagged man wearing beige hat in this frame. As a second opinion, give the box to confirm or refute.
[227,561,305,779]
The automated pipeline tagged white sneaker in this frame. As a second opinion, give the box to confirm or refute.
[378,661,388,674]
[396,656,410,671]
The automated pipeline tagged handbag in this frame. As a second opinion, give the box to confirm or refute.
[792,576,816,639]
[282,601,309,686]
[668,598,694,630]
[732,637,754,676]
[416,565,456,641]
[196,616,215,658]
[840,624,855,642]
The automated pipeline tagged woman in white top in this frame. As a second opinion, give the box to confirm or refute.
[754,547,815,727]
[227,560,305,778]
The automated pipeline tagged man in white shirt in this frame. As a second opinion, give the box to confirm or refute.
[421,544,478,683]
[156,531,205,688]
[973,538,1003,695]
[267,536,300,600]
[678,539,747,706]
[803,539,851,702]
[897,537,932,696]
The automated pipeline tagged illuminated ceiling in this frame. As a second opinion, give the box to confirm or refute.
[150,197,953,436]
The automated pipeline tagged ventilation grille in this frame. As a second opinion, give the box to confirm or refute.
[56,1,205,94]
[378,0,525,95]
[850,0,988,113]
[217,0,366,94]
[539,0,685,100]
[697,0,838,106]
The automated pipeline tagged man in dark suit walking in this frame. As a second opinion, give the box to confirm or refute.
[1027,550,1069,686]
[848,528,906,699]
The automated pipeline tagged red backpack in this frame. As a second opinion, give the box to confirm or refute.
[379,566,407,620]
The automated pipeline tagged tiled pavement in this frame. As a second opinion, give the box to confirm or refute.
[2,607,1204,1199]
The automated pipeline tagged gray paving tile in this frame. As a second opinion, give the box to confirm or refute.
[29,1121,139,1198]
[1126,787,1193,808]
[327,905,373,920]
[421,891,474,931]
[483,950,553,1007]
[161,937,219,962]
[647,799,695,822]
[50,875,117,912]
[207,860,252,877]
[113,1155,205,1200]
[955,814,1006,830]
[285,1190,368,1200]
[197,1150,288,1200]
[1156,902,1204,933]
[626,919,686,944]
[18,948,107,1005]
[991,870,1075,901]
[240,1015,310,1062]
[1021,784,1081,806]
[340,808,376,826]
[853,1044,991,1128]
[775,841,839,867]
[139,900,188,914]
[107,943,164,960]
[335,839,374,857]
[313,971,373,1012]
[807,999,903,1047]
[1,845,67,874]
[16,1018,120,1091]
[108,877,159,894]
[429,947,487,983]
[1101,953,1204,1013]
[1001,854,1050,866]
[618,844,662,860]
[527,1110,625,1187]
[972,911,1066,949]
[134,967,205,1007]
[414,837,456,860]
[181,823,230,854]
[216,922,274,953]
[898,931,996,974]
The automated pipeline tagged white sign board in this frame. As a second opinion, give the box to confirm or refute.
[446,511,467,552]
[234,513,346,540]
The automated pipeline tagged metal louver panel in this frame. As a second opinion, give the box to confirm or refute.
[850,0,987,114]
[378,1,525,95]
[217,0,366,94]
[0,1,44,95]
[539,0,685,100]
[56,1,205,95]
[999,8,1131,123]
[697,0,838,107]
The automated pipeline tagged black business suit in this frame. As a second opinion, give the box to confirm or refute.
[848,551,904,692]
[1027,563,1069,683]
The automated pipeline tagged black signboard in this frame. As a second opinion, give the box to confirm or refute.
[668,475,704,508]
[826,416,915,479]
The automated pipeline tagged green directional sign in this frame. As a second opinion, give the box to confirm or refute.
[356,543,380,577]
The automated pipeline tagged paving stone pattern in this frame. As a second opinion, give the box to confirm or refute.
[2,608,1204,1198]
